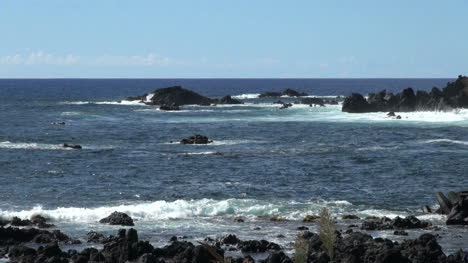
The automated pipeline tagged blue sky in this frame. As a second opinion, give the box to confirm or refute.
[1,0,467,78]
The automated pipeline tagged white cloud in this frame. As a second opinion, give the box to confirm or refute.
[0,51,173,66]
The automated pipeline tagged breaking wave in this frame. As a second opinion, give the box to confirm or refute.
[0,198,413,223]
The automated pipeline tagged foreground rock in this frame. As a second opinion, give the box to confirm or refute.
[180,135,213,144]
[436,191,468,225]
[99,211,134,226]
[0,226,76,246]
[299,230,467,263]
[3,227,468,263]
[342,75,468,113]
[128,86,214,106]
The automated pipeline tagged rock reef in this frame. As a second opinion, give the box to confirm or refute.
[342,75,468,113]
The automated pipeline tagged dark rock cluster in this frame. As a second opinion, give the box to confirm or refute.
[436,191,468,225]
[259,89,308,98]
[299,230,468,263]
[360,215,431,231]
[180,135,213,145]
[342,75,468,113]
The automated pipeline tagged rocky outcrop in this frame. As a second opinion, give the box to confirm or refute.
[259,89,308,98]
[99,211,135,226]
[342,75,468,113]
[180,135,213,144]
[130,86,214,106]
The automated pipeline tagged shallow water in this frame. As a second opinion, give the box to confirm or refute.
[1,78,467,254]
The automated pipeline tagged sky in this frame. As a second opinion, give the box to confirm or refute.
[1,0,467,78]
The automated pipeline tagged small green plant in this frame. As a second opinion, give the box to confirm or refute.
[294,233,309,263]
[319,207,336,262]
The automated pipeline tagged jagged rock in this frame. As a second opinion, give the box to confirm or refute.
[180,135,213,144]
[217,95,244,104]
[342,75,468,113]
[263,251,292,263]
[99,211,135,226]
[220,234,240,245]
[342,93,376,113]
[0,226,72,246]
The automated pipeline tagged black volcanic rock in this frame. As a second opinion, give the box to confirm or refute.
[217,95,244,104]
[259,89,308,98]
[301,97,325,106]
[99,211,134,226]
[159,103,180,111]
[282,89,307,97]
[135,86,213,106]
[180,135,212,144]
[342,93,376,113]
[342,75,468,113]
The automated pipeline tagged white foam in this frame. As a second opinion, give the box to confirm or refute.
[231,93,260,99]
[0,141,64,150]
[184,151,218,155]
[60,100,145,106]
[0,199,359,223]
[420,139,468,146]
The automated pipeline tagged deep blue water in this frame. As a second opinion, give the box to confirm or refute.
[1,78,467,253]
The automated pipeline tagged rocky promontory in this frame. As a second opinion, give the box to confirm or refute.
[342,75,468,113]
[126,86,244,106]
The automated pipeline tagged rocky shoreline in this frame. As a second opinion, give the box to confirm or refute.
[2,191,468,263]
[342,75,468,113]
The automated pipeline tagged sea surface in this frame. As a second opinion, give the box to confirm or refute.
[1,78,467,255]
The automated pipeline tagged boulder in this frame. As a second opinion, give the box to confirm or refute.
[180,135,213,144]
[99,211,135,226]
[361,216,430,230]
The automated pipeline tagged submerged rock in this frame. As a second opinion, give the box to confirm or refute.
[99,211,134,226]
[63,143,82,149]
[301,97,325,106]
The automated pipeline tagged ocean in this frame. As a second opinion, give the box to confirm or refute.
[1,78,467,255]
